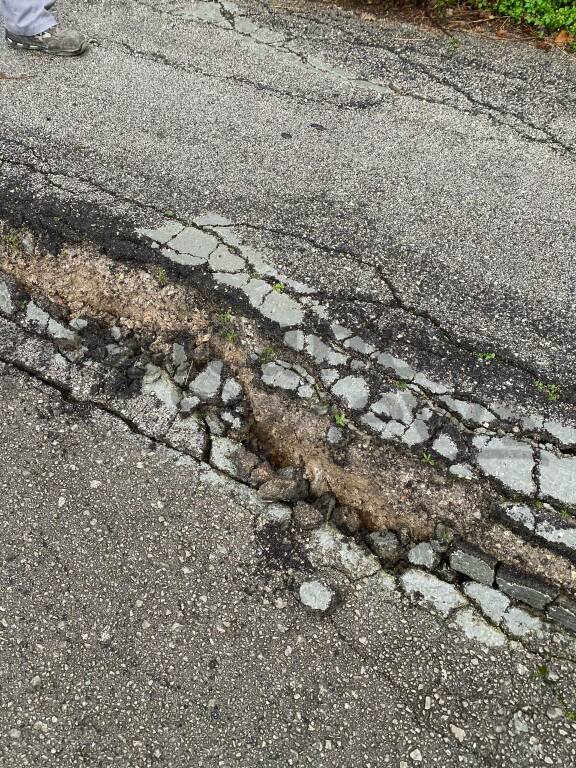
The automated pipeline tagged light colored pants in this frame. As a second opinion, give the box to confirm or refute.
[2,0,56,35]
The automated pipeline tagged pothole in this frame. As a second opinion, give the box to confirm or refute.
[1,221,575,641]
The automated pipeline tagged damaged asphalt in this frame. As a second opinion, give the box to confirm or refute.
[1,0,576,765]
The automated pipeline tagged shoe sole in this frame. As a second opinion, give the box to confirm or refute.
[6,37,91,57]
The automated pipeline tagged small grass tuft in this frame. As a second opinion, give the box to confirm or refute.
[421,452,436,466]
[259,346,277,364]
[476,351,497,364]
[154,267,168,287]
[272,282,285,294]
[534,379,560,402]
[334,410,347,428]
[391,379,408,390]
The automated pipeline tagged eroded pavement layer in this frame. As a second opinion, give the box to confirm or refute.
[1,0,576,764]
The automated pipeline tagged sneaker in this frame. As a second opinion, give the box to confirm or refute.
[6,27,91,57]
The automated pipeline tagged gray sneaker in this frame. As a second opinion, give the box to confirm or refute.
[6,27,91,57]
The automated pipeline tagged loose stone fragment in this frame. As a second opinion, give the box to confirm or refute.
[373,352,415,380]
[258,503,292,530]
[332,505,361,535]
[221,377,243,404]
[180,396,200,413]
[258,475,309,503]
[343,336,376,355]
[543,420,576,449]
[441,397,495,426]
[305,335,347,366]
[502,607,546,639]
[299,580,335,613]
[25,301,50,330]
[473,435,535,495]
[330,323,352,341]
[210,437,260,483]
[453,608,505,647]
[208,244,245,272]
[259,291,304,328]
[261,362,301,391]
[534,518,576,557]
[366,531,402,566]
[192,212,232,227]
[164,415,208,460]
[141,365,182,409]
[242,278,272,308]
[0,281,14,314]
[402,420,430,447]
[412,373,450,394]
[137,221,183,243]
[495,566,558,611]
[326,426,344,445]
[432,433,458,461]
[463,582,510,624]
[188,360,223,401]
[293,501,324,530]
[284,329,305,352]
[161,247,206,268]
[449,544,496,586]
[539,450,576,508]
[331,376,370,411]
[305,524,380,580]
[47,318,77,342]
[371,391,418,425]
[400,569,467,617]
[214,272,249,288]
[496,503,536,534]
[546,594,576,633]
[449,463,476,480]
[408,543,440,570]
[169,226,218,259]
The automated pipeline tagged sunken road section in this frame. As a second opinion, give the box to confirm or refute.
[1,216,576,648]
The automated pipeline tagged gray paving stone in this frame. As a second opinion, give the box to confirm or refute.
[210,226,243,249]
[320,368,339,386]
[210,437,260,483]
[305,524,380,580]
[402,420,430,447]
[449,545,495,586]
[258,503,293,530]
[208,245,246,272]
[372,352,415,380]
[365,531,402,566]
[497,503,536,533]
[546,594,576,633]
[521,414,545,431]
[449,463,476,480]
[169,227,219,259]
[299,580,335,612]
[283,329,305,352]
[0,281,14,314]
[412,373,451,394]
[441,397,495,426]
[25,301,50,330]
[408,543,439,570]
[330,322,352,341]
[502,607,547,639]
[165,415,208,459]
[261,362,301,391]
[381,420,407,440]
[192,212,232,226]
[360,412,388,436]
[489,403,518,422]
[242,278,272,308]
[432,433,458,461]
[535,518,576,554]
[453,607,506,647]
[371,390,418,425]
[495,566,558,610]
[326,426,344,445]
[305,335,348,366]
[259,291,304,328]
[543,420,576,449]
[172,343,187,368]
[539,450,576,508]
[343,336,376,355]
[221,377,243,404]
[400,569,467,617]
[473,435,535,495]
[213,272,249,289]
[188,360,223,401]
[69,317,88,331]
[141,365,182,409]
[137,221,183,244]
[47,318,77,342]
[180,396,200,413]
[297,384,314,399]
[463,582,510,624]
[331,376,370,411]
[161,247,207,267]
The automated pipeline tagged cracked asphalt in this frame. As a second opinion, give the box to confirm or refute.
[1,0,575,389]
[1,364,576,767]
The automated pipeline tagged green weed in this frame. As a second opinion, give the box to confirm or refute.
[334,410,347,428]
[534,380,560,402]
[259,346,277,364]
[476,352,497,364]
[421,452,436,466]
[391,379,408,390]
[154,267,168,287]
[272,282,285,294]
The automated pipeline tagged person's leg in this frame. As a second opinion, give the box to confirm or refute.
[2,0,56,36]
[2,0,91,56]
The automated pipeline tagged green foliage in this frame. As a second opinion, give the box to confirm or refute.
[154,267,168,286]
[259,346,277,364]
[272,282,285,294]
[534,379,560,402]
[391,379,408,390]
[334,410,347,427]
[421,452,436,466]
[441,1,576,37]
[476,351,497,364]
